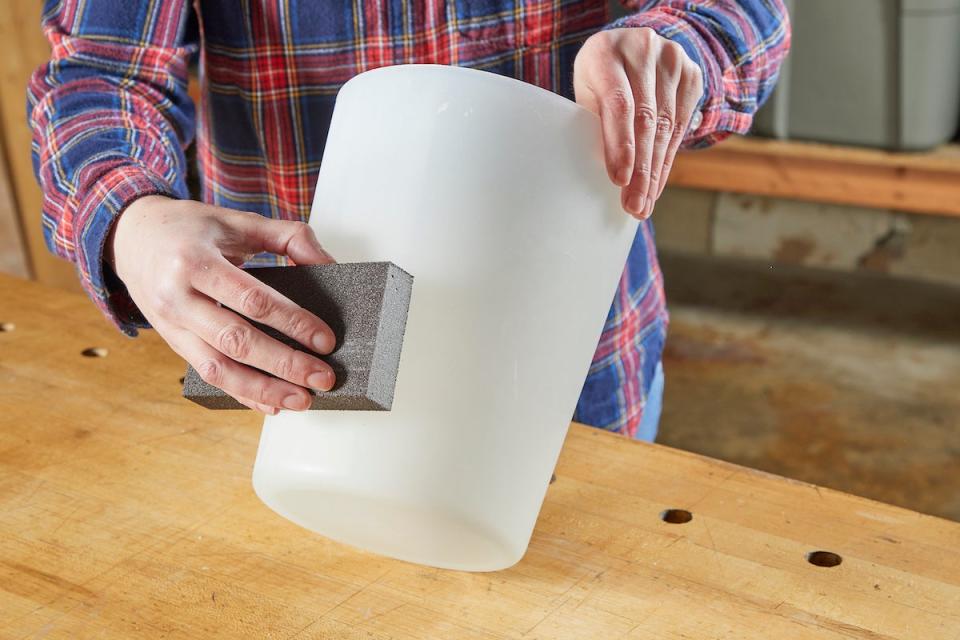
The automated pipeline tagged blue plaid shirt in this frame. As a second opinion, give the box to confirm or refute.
[29,0,789,437]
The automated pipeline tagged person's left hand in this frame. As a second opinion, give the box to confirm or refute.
[574,27,703,220]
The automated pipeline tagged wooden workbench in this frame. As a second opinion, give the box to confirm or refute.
[1,273,958,639]
[669,136,960,218]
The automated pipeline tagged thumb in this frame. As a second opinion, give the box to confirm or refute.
[230,211,336,265]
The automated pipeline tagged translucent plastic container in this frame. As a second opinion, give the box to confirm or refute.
[252,64,638,571]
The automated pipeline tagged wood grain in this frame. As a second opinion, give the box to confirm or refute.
[669,136,960,218]
[1,273,959,639]
[0,0,81,292]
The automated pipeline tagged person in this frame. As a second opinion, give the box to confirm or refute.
[28,0,789,439]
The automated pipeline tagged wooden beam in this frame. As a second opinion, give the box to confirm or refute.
[669,136,960,217]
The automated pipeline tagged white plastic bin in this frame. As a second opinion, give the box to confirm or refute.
[252,65,638,571]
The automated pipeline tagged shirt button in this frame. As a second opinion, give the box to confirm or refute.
[689,110,703,131]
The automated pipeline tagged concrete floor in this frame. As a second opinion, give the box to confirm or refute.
[656,253,960,522]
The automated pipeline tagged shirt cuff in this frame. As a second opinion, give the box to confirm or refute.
[72,164,180,336]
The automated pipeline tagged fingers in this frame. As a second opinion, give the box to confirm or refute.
[620,36,658,216]
[191,256,336,355]
[235,395,280,416]
[178,293,336,399]
[597,69,637,187]
[157,319,296,413]
[574,41,635,187]
[227,212,336,265]
[656,60,703,200]
[193,344,309,411]
[641,42,683,218]
[575,28,705,220]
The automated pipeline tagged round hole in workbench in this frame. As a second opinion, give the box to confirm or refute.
[661,509,693,524]
[81,347,108,358]
[806,550,842,568]
[0,322,14,332]
[179,376,185,385]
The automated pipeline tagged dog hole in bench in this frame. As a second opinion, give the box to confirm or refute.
[807,550,842,568]
[661,509,693,524]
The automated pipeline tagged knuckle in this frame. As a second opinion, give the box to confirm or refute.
[284,312,312,340]
[217,324,252,360]
[634,163,651,178]
[152,280,180,313]
[604,88,634,118]
[663,40,684,59]
[167,250,197,277]
[588,30,615,51]
[167,254,188,276]
[272,354,300,382]
[615,140,636,160]
[272,357,290,380]
[197,358,225,387]
[656,114,675,134]
[635,106,657,130]
[238,286,273,319]
[254,383,282,406]
[287,220,313,243]
[290,220,311,234]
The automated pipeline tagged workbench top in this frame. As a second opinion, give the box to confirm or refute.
[1,273,958,639]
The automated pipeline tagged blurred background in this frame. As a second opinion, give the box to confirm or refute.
[1,1,958,520]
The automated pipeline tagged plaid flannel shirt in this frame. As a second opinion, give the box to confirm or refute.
[28,0,789,437]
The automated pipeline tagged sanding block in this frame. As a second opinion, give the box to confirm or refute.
[182,261,413,411]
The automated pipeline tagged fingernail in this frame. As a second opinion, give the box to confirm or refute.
[308,370,334,392]
[283,393,310,410]
[312,332,335,355]
[615,167,631,186]
[645,195,656,216]
[626,193,645,214]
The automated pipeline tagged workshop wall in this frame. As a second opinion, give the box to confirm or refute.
[654,187,960,289]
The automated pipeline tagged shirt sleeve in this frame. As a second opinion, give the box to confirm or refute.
[608,0,791,148]
[27,0,197,335]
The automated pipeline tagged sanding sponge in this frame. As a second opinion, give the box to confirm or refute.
[182,262,413,411]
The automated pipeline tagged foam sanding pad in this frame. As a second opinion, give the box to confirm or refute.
[182,262,413,411]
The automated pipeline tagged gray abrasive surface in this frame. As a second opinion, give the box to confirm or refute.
[182,262,413,411]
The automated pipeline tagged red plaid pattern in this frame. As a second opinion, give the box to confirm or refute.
[28,0,789,436]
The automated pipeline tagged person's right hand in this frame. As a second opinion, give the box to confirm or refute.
[108,195,338,415]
